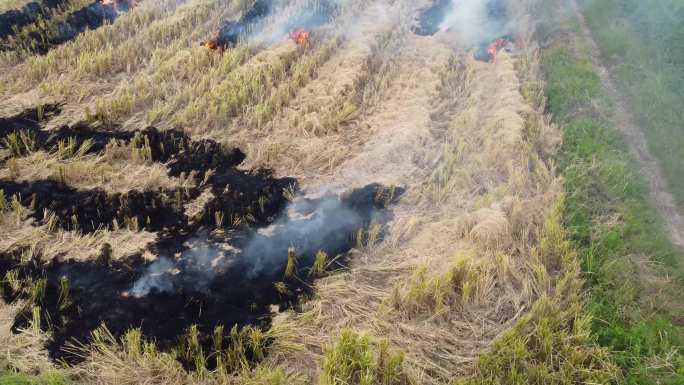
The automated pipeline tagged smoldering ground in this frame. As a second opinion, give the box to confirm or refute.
[0,107,404,364]
[206,0,338,49]
[246,0,337,46]
[413,0,514,48]
[1,183,401,363]
[130,183,402,298]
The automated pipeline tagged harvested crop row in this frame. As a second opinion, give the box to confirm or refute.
[0,0,136,58]
[242,0,408,182]
[175,39,339,134]
[258,2,564,383]
[0,0,187,93]
[0,0,40,13]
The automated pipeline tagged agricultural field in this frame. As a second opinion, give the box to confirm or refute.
[0,0,682,384]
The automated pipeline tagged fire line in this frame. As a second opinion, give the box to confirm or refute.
[289,27,310,46]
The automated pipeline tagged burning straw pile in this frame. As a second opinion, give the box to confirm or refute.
[412,0,516,63]
[202,0,333,51]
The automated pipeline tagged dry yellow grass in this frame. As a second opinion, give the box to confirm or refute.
[1,150,185,193]
[1,0,177,76]
[0,0,34,13]
[0,0,583,383]
[242,1,407,182]
[0,0,232,118]
[1,0,352,133]
[0,300,52,374]
[0,126,191,193]
[0,0,94,57]
[0,197,156,263]
[257,2,564,383]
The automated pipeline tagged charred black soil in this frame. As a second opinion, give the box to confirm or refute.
[1,108,404,368]
[205,0,336,50]
[412,0,514,62]
[0,179,189,233]
[412,0,452,36]
[0,104,134,156]
[211,0,270,47]
[1,184,402,366]
[0,103,63,132]
[0,0,65,39]
[1,0,136,54]
[0,122,290,234]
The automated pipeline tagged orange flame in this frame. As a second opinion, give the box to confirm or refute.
[487,38,508,64]
[205,37,219,50]
[203,32,223,52]
[290,28,310,47]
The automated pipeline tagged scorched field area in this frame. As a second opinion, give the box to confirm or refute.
[1,0,683,384]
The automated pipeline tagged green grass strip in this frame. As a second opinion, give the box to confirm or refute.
[544,43,684,384]
[580,0,684,214]
[0,371,68,385]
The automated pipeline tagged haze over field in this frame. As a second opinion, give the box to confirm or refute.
[0,0,682,384]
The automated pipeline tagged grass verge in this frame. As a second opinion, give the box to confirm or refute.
[456,8,684,384]
[580,0,684,215]
[321,329,407,385]
[456,199,618,384]
[543,40,684,384]
[0,371,68,385]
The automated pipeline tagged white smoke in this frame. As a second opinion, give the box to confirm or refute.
[128,234,239,297]
[126,193,372,297]
[242,195,364,277]
[440,0,512,47]
[247,0,336,46]
[129,257,176,297]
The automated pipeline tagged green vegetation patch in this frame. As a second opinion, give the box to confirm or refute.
[321,329,407,385]
[543,49,600,119]
[0,371,68,385]
[581,0,684,214]
[544,42,684,384]
[457,201,619,385]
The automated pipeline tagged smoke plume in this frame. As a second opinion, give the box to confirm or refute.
[129,257,176,297]
[412,0,512,47]
[440,0,512,47]
[128,185,391,297]
[129,233,238,297]
[248,0,336,46]
[242,195,364,277]
[213,0,337,48]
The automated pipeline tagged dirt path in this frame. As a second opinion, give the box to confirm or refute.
[570,0,684,250]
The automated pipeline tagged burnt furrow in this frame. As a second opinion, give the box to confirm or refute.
[0,106,291,231]
[202,0,337,51]
[412,0,514,62]
[0,104,133,155]
[1,106,404,366]
[0,179,188,233]
[0,105,246,166]
[1,0,138,55]
[0,0,65,40]
[1,134,288,234]
[0,183,402,365]
[202,0,271,49]
[411,0,452,36]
